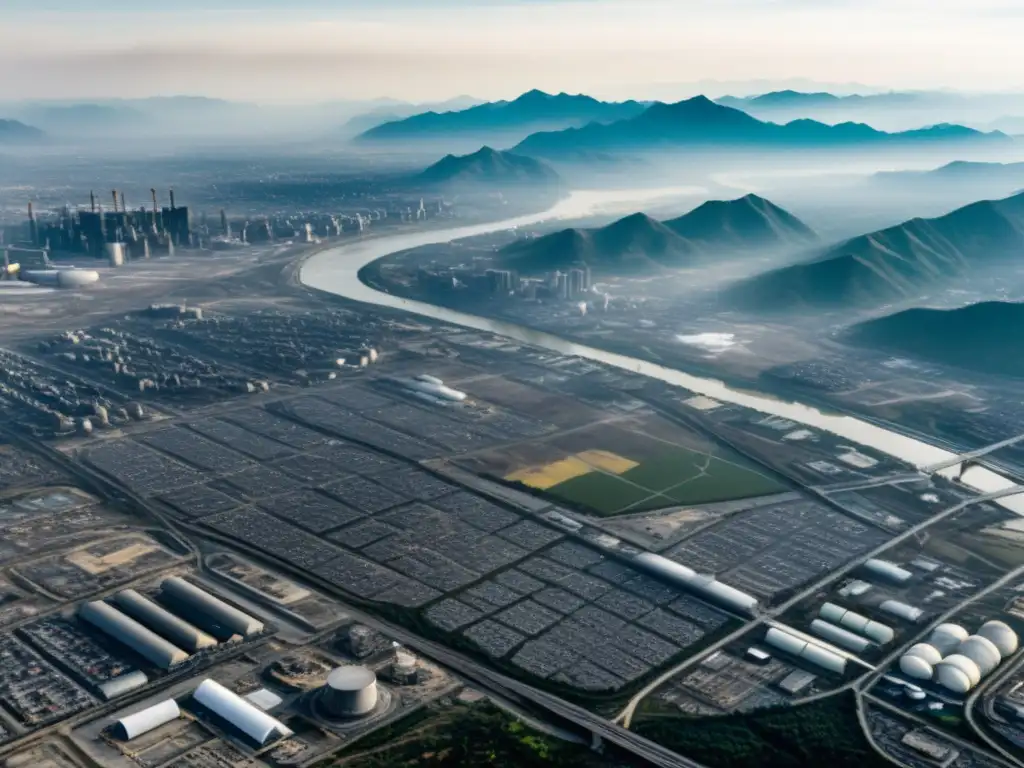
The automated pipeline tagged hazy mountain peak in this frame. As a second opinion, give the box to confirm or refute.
[414,146,560,186]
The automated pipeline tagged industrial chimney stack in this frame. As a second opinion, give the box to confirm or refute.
[111,190,119,214]
[90,190,96,213]
[169,189,176,210]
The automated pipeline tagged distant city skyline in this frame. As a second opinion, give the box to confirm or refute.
[3,0,1023,102]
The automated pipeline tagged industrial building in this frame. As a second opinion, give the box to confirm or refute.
[98,670,149,701]
[809,619,872,654]
[320,666,379,717]
[160,577,264,640]
[79,601,189,670]
[114,699,181,741]
[192,679,292,746]
[632,552,760,616]
[863,559,913,584]
[897,619,1020,693]
[113,589,219,653]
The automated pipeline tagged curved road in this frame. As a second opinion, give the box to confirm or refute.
[301,187,1024,512]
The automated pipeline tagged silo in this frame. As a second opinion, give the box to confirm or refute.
[958,635,1002,677]
[114,699,181,741]
[321,666,378,717]
[160,577,263,639]
[929,623,970,656]
[113,589,218,653]
[978,620,1019,657]
[79,601,189,669]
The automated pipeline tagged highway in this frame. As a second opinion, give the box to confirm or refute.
[922,432,1024,473]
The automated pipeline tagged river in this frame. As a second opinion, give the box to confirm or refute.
[300,187,1024,515]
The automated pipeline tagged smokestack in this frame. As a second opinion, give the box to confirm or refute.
[150,188,160,232]
[90,190,96,213]
[120,191,126,215]
[28,202,38,246]
[169,189,176,210]
[111,190,119,214]
[220,209,228,236]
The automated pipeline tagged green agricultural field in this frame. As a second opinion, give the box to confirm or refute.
[541,443,785,517]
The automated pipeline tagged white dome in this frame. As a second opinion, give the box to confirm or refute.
[929,623,969,655]
[937,654,981,689]
[978,620,1019,657]
[958,636,1001,676]
[904,643,942,666]
[934,664,973,694]
[899,654,935,680]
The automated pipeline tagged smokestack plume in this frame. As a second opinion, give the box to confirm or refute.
[169,189,176,210]
[111,190,119,214]
[90,191,96,213]
[28,202,38,246]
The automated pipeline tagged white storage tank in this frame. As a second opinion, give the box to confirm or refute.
[935,655,981,694]
[930,623,970,656]
[904,643,943,666]
[978,620,1019,657]
[809,619,871,654]
[898,654,935,681]
[817,603,893,644]
[958,635,1002,677]
[321,666,378,717]
[863,558,913,584]
[879,600,924,623]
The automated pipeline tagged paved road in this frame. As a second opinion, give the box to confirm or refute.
[924,432,1024,473]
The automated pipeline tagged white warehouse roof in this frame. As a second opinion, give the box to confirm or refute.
[632,553,759,615]
[115,699,181,741]
[193,679,292,745]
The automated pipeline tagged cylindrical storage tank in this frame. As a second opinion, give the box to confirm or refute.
[958,636,1002,677]
[800,643,847,674]
[862,620,895,645]
[978,621,1019,657]
[322,667,378,717]
[161,577,264,638]
[79,601,189,669]
[930,624,970,656]
[810,619,871,654]
[765,627,809,656]
[819,603,847,625]
[114,589,218,653]
[193,679,292,745]
[56,269,100,288]
[898,654,935,680]
[696,578,760,616]
[904,643,943,666]
[935,655,981,694]
[114,699,180,741]
[863,558,913,584]
[880,600,923,623]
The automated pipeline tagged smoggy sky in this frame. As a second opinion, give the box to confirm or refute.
[3,0,1024,102]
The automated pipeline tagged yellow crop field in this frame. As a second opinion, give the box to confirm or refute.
[505,449,638,490]
[577,450,639,474]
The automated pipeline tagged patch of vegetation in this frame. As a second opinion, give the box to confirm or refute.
[547,471,656,515]
[328,700,643,767]
[632,691,890,768]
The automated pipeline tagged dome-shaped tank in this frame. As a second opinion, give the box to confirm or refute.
[978,620,1019,657]
[57,269,100,288]
[929,623,969,655]
[936,654,981,692]
[321,666,377,718]
[899,654,935,680]
[958,635,1002,677]
[904,643,943,665]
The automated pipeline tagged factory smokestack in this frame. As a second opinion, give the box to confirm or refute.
[169,189,176,210]
[90,191,96,213]
[151,189,160,233]
[220,209,229,236]
[111,190,119,214]
[28,202,37,246]
[120,191,126,215]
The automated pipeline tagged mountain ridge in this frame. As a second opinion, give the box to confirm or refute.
[415,146,561,186]
[498,194,814,274]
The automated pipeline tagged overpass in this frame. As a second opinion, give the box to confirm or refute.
[921,432,1024,473]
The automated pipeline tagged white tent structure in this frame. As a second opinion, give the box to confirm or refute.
[193,679,293,745]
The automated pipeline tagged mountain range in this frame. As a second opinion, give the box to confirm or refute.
[357,90,648,141]
[498,194,814,274]
[724,191,1024,312]
[415,146,561,187]
[0,119,45,143]
[873,160,1024,188]
[340,96,485,136]
[511,96,1009,158]
[846,301,1024,379]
